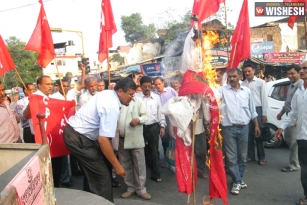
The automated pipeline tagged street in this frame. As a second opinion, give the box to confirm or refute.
[66,143,302,205]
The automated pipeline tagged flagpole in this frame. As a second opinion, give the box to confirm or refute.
[304,15,307,49]
[224,3,230,62]
[14,68,27,91]
[230,42,237,68]
[54,57,66,99]
[106,32,111,86]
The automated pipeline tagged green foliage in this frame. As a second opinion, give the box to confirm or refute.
[121,13,157,44]
[1,36,42,89]
[111,53,125,64]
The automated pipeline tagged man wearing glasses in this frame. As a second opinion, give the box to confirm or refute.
[136,76,166,183]
[276,64,303,172]
[275,62,307,205]
[63,77,136,203]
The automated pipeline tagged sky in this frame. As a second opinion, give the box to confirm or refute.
[0,0,286,61]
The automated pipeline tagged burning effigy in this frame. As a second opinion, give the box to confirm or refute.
[161,15,228,205]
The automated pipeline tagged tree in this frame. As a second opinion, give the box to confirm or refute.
[110,53,124,65]
[121,13,157,44]
[1,36,42,89]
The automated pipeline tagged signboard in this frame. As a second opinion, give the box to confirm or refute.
[264,52,306,64]
[204,49,229,67]
[251,42,274,58]
[141,62,164,77]
[5,156,45,205]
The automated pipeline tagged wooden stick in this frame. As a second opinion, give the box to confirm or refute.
[224,2,230,62]
[36,112,47,144]
[106,32,111,86]
[14,68,27,92]
[191,120,197,205]
[54,57,66,99]
[230,42,237,68]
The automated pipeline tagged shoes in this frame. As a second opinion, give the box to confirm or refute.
[282,166,299,172]
[150,177,162,182]
[61,178,73,187]
[112,180,121,188]
[240,181,247,189]
[139,193,151,200]
[231,183,241,195]
[247,158,255,163]
[259,159,267,165]
[121,191,135,198]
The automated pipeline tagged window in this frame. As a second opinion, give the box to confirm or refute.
[56,60,66,66]
[267,35,273,41]
[270,84,289,101]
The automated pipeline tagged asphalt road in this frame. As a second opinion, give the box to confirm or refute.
[64,143,303,205]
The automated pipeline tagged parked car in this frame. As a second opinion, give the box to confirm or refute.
[264,78,291,148]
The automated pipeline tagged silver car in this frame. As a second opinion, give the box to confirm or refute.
[264,78,290,148]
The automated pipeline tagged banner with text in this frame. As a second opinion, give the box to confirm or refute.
[141,62,164,77]
[264,52,306,64]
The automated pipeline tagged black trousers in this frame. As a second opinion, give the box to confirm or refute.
[63,125,113,202]
[52,156,63,187]
[297,140,307,197]
[143,123,160,178]
[23,127,35,143]
[248,106,265,160]
[162,116,171,157]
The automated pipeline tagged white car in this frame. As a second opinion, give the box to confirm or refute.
[264,78,291,148]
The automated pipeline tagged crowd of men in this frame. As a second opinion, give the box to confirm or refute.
[0,62,306,204]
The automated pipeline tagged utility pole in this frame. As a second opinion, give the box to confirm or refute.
[50,28,85,57]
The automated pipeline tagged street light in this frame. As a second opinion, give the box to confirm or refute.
[50,27,85,57]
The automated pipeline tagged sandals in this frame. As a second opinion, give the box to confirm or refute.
[150,177,162,182]
[112,180,121,188]
[282,166,295,172]
[297,199,307,205]
[259,160,266,165]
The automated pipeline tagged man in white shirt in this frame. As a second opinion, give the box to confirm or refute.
[15,83,36,143]
[136,76,166,183]
[79,76,97,107]
[275,63,307,205]
[63,77,136,202]
[219,68,260,195]
[242,63,268,166]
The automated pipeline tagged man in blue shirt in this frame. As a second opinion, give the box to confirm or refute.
[63,77,137,203]
[219,68,260,195]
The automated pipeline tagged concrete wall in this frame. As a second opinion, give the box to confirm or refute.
[250,25,282,52]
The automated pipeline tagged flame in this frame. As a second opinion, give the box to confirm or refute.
[200,30,225,174]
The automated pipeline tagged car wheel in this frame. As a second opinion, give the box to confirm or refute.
[263,124,283,148]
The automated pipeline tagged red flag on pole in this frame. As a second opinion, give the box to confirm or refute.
[98,0,117,63]
[0,35,15,76]
[284,0,307,29]
[25,0,55,68]
[190,0,225,29]
[227,0,250,70]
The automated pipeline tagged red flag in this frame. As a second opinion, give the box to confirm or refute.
[284,0,307,29]
[98,0,117,63]
[227,0,250,70]
[0,35,15,76]
[29,95,75,157]
[179,70,228,205]
[190,0,225,29]
[25,0,55,68]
